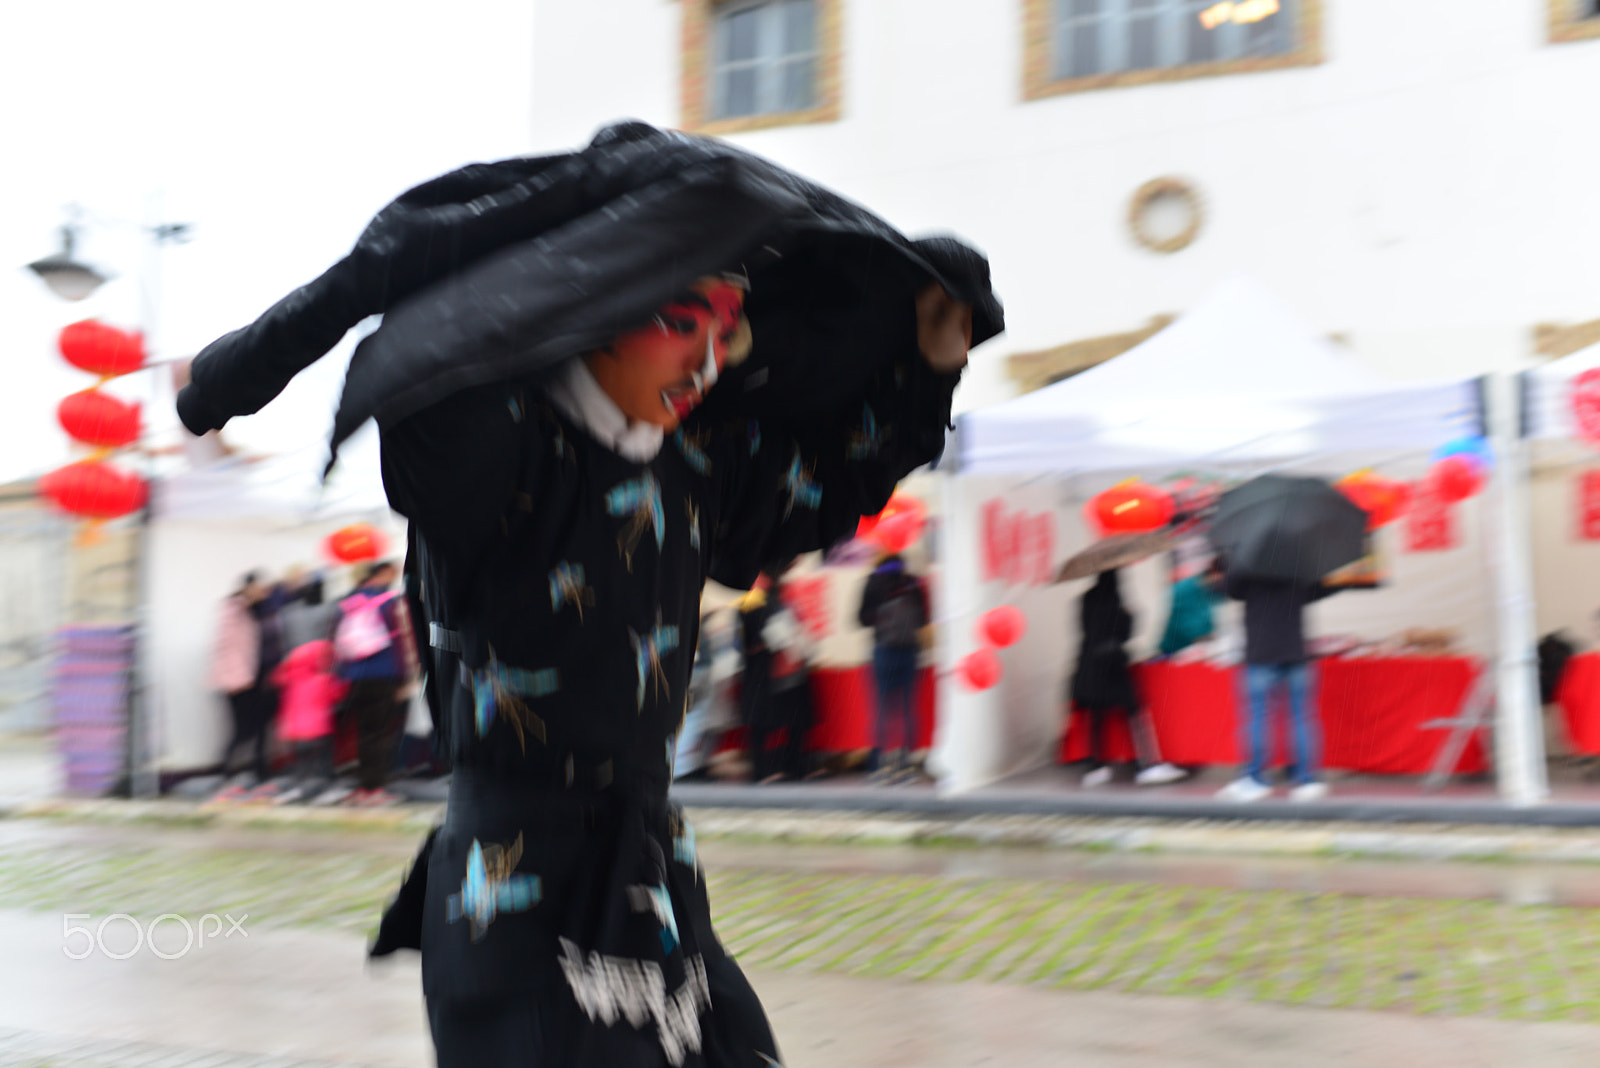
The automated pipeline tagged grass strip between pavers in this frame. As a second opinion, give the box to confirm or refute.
[2,836,1600,1024]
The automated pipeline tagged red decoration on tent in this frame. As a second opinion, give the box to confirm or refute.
[38,462,148,519]
[1579,472,1600,542]
[1337,472,1411,531]
[783,575,832,640]
[956,648,1003,691]
[57,390,141,449]
[57,320,146,378]
[1573,368,1600,445]
[1087,481,1174,535]
[1428,455,1486,505]
[324,524,388,564]
[978,605,1026,649]
[1405,479,1457,552]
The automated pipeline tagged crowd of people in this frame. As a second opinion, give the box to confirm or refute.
[208,560,421,807]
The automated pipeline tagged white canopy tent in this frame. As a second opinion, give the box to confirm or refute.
[1521,342,1600,660]
[143,425,404,771]
[933,278,1543,801]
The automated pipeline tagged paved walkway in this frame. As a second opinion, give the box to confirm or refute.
[5,906,1600,1067]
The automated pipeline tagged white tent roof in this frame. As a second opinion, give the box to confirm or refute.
[1524,339,1600,442]
[956,278,1481,475]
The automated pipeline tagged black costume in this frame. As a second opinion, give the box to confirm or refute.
[177,122,1001,1067]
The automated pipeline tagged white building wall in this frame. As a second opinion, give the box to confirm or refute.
[530,0,1600,411]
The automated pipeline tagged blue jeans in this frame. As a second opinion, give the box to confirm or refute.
[873,645,920,764]
[1241,662,1320,785]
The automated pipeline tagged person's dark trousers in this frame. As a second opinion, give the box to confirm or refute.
[1082,704,1132,771]
[292,737,334,783]
[754,681,812,781]
[223,684,274,782]
[345,679,403,791]
[741,650,773,770]
[872,644,920,770]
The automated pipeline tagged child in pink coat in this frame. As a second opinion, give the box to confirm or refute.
[270,640,347,802]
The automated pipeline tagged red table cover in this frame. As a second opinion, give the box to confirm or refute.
[1557,651,1600,755]
[1060,656,1487,775]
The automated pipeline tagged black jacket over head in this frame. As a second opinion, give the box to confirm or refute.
[176,120,1003,467]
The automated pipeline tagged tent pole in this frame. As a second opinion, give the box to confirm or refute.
[1486,371,1548,806]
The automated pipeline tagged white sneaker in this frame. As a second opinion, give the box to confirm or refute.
[1082,766,1114,789]
[1290,781,1329,803]
[310,784,354,807]
[1135,763,1186,786]
[1216,776,1271,803]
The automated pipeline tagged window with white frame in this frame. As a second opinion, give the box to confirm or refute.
[1053,0,1297,80]
[711,0,818,120]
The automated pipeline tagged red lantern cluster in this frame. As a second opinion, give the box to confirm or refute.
[1428,454,1487,504]
[956,605,1031,692]
[1337,472,1412,531]
[58,320,146,378]
[956,647,1002,691]
[57,390,141,449]
[39,463,148,519]
[858,492,928,555]
[40,321,149,525]
[1087,480,1174,536]
[324,524,389,564]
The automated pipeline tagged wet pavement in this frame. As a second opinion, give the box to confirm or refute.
[2,819,1600,1064]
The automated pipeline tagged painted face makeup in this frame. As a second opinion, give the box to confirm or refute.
[590,280,748,431]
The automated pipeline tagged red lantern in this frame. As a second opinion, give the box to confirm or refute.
[978,605,1027,649]
[57,389,141,449]
[873,512,924,554]
[1429,455,1486,505]
[324,524,388,564]
[956,648,1003,691]
[1337,473,1411,531]
[38,462,148,519]
[1087,481,1174,535]
[57,321,146,378]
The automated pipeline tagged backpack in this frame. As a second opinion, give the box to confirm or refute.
[335,591,398,663]
[875,582,925,649]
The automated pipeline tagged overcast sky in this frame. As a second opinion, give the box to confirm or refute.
[0,0,540,484]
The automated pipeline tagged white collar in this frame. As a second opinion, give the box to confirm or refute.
[544,359,665,463]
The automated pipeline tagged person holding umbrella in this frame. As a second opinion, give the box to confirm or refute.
[1215,569,1338,802]
[1208,476,1365,803]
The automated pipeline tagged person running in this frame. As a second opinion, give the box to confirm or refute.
[175,120,1001,1067]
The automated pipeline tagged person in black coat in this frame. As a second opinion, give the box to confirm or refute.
[173,122,1002,1068]
[1069,570,1139,786]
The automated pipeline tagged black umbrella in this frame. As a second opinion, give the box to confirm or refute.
[1208,476,1367,585]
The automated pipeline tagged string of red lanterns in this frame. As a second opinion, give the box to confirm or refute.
[39,320,149,534]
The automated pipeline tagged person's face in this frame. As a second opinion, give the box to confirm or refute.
[587,279,747,431]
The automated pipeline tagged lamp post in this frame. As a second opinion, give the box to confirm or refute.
[27,206,192,801]
[27,223,110,303]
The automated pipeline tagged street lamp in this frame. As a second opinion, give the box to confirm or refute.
[26,223,110,302]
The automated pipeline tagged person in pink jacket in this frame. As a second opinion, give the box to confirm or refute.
[211,573,268,795]
[269,639,348,803]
